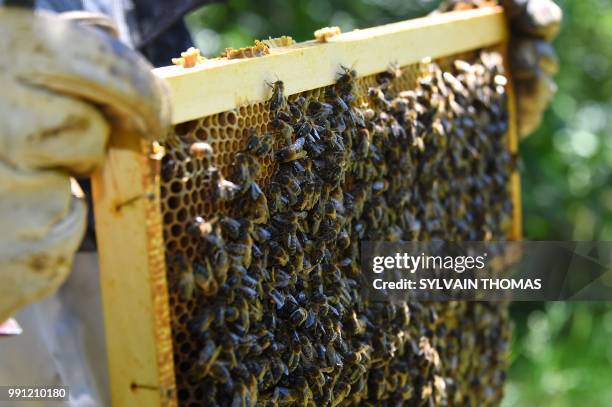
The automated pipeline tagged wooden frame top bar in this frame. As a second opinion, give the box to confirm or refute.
[155,6,507,125]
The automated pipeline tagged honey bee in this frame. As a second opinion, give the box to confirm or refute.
[336,228,350,250]
[330,115,347,134]
[219,216,241,240]
[194,259,215,294]
[227,240,252,269]
[195,339,222,377]
[289,103,303,121]
[268,181,289,213]
[331,381,351,406]
[247,130,273,157]
[372,179,389,196]
[251,224,271,243]
[368,86,390,109]
[317,202,342,242]
[276,137,307,162]
[161,158,177,182]
[187,216,214,238]
[276,110,293,124]
[337,64,357,85]
[229,383,251,407]
[267,79,286,111]
[245,182,269,224]
[209,361,232,384]
[178,267,195,300]
[290,307,308,326]
[295,181,319,211]
[413,136,425,152]
[212,247,230,285]
[268,241,289,267]
[210,167,240,202]
[377,62,402,86]
[325,87,349,113]
[355,128,371,158]
[271,117,294,146]
[308,101,334,121]
[234,152,261,193]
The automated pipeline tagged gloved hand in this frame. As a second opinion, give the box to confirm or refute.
[0,8,171,323]
[437,0,562,137]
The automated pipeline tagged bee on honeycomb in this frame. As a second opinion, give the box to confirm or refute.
[161,50,512,406]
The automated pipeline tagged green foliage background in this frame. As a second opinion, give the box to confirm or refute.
[186,1,612,404]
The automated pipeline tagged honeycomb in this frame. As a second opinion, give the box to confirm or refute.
[160,49,512,406]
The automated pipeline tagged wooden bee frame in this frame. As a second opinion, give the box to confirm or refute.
[91,6,519,406]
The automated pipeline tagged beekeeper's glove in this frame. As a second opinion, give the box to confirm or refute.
[0,8,171,322]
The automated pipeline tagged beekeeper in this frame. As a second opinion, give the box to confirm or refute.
[0,0,561,406]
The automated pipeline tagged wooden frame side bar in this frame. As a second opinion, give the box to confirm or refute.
[503,44,523,240]
[155,7,508,124]
[92,133,177,406]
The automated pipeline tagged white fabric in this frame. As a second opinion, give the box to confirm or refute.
[0,253,108,407]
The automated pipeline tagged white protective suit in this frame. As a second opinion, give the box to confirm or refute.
[0,254,108,407]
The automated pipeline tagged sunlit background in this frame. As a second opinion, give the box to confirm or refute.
[186,1,612,405]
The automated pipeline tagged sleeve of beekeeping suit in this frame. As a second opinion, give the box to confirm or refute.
[0,253,110,407]
[0,7,171,324]
[436,0,562,137]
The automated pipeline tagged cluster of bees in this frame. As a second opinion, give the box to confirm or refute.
[161,50,513,406]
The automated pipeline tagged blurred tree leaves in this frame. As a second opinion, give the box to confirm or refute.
[186,0,438,56]
[521,0,612,241]
[504,303,612,407]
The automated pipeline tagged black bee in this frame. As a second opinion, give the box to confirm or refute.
[308,101,334,120]
[234,152,260,192]
[275,110,293,123]
[325,87,349,113]
[212,247,230,285]
[210,167,240,202]
[268,241,289,267]
[329,115,347,133]
[219,216,241,240]
[209,362,232,384]
[368,86,390,109]
[187,339,221,381]
[337,64,357,85]
[187,215,213,238]
[246,130,273,157]
[193,259,214,294]
[178,266,195,300]
[276,137,307,162]
[289,103,303,121]
[290,307,308,326]
[244,182,269,224]
[376,62,402,88]
[160,158,177,182]
[267,79,285,111]
[271,117,294,145]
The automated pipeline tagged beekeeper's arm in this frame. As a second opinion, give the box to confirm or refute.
[0,7,170,323]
